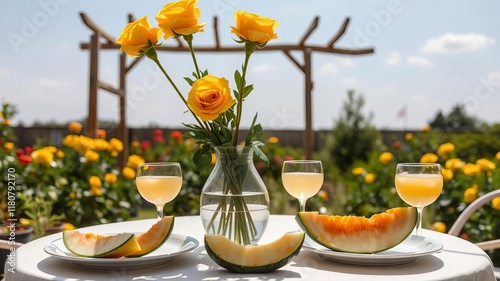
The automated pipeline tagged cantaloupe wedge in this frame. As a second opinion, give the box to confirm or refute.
[126,216,174,257]
[62,231,141,258]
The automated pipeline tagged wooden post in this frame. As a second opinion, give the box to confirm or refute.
[118,52,127,168]
[304,48,313,159]
[87,33,99,138]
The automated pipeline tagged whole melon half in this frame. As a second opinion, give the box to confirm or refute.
[296,207,417,253]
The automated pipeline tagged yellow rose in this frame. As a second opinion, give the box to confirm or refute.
[405,133,413,141]
[187,75,235,121]
[463,187,478,203]
[441,168,454,182]
[352,167,365,176]
[4,118,11,126]
[420,153,438,163]
[3,142,14,151]
[364,173,376,184]
[109,138,124,152]
[131,140,140,148]
[431,222,447,233]
[91,185,103,196]
[116,16,162,57]
[422,125,431,132]
[437,142,455,159]
[32,147,54,166]
[268,136,279,144]
[445,158,465,171]
[462,163,480,177]
[492,197,500,210]
[64,223,76,231]
[230,10,279,45]
[89,175,102,188]
[84,150,99,162]
[68,121,82,133]
[122,167,136,180]
[127,154,145,169]
[211,153,217,165]
[476,158,496,172]
[379,152,393,165]
[104,173,117,184]
[56,150,64,158]
[156,0,205,39]
[94,139,109,151]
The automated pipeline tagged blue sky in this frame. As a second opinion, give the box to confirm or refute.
[1,0,500,131]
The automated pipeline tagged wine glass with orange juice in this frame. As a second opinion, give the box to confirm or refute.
[395,163,443,236]
[282,160,324,213]
[136,162,182,221]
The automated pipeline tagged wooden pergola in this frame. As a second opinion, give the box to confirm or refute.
[80,13,374,166]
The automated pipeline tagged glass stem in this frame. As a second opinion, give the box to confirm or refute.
[299,199,306,213]
[416,207,424,236]
[156,205,164,221]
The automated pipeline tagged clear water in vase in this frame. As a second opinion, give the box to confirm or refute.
[200,191,270,245]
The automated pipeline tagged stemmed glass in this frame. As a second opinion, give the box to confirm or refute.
[136,162,182,221]
[282,160,324,212]
[394,163,443,236]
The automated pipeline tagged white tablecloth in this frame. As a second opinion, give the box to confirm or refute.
[4,215,496,281]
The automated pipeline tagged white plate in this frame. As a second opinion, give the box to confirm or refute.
[44,233,199,270]
[303,235,443,266]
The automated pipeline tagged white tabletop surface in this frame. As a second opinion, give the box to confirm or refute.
[4,215,496,281]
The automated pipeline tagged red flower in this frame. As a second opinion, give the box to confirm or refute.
[16,148,24,157]
[24,146,34,154]
[170,130,183,143]
[153,129,164,143]
[19,154,32,165]
[392,141,401,149]
[141,140,151,151]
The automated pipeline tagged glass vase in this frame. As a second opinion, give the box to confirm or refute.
[200,146,270,245]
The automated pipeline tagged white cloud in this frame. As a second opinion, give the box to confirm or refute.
[488,70,500,83]
[38,78,61,89]
[253,63,278,73]
[407,56,432,66]
[386,51,401,65]
[341,78,359,86]
[422,33,494,53]
[340,58,355,68]
[318,62,338,74]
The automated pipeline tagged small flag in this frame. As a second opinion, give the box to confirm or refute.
[397,106,406,118]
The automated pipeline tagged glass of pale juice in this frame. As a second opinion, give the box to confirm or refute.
[282,160,324,213]
[136,162,182,220]
[394,163,443,236]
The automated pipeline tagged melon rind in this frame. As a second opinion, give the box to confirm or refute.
[126,216,174,257]
[62,231,141,258]
[204,232,305,273]
[296,207,417,253]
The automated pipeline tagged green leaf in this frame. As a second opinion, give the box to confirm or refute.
[252,145,269,167]
[193,145,213,172]
[233,89,240,101]
[184,77,195,86]
[242,84,254,99]
[234,70,242,87]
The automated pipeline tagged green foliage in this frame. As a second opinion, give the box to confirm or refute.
[322,90,380,172]
[429,104,479,131]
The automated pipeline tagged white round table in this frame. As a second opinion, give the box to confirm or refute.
[4,215,496,281]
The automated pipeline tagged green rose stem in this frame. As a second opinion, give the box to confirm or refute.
[233,42,256,146]
[183,35,202,79]
[144,47,213,139]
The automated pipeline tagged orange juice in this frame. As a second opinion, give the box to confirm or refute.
[136,176,182,206]
[282,172,324,200]
[395,173,443,207]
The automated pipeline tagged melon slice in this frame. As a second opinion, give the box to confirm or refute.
[296,207,417,253]
[62,231,141,258]
[126,216,174,257]
[204,231,305,273]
